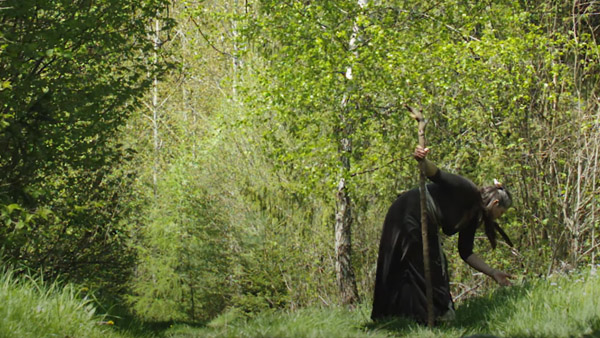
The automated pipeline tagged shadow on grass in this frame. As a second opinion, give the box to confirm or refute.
[364,282,535,337]
[363,316,418,336]
[102,303,209,338]
[581,317,600,338]
[111,317,209,338]
[452,282,533,329]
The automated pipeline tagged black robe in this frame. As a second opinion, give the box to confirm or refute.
[371,168,482,323]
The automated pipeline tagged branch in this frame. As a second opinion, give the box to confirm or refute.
[188,16,233,58]
[350,157,406,177]
[420,12,481,42]
[579,241,600,260]
[452,279,484,302]
[405,104,430,130]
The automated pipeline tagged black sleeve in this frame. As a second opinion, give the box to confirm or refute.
[430,169,481,209]
[428,168,443,181]
[458,221,477,261]
[430,169,476,190]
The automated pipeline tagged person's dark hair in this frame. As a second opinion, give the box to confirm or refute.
[480,184,513,249]
[481,185,512,209]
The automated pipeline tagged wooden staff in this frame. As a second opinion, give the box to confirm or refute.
[410,107,434,327]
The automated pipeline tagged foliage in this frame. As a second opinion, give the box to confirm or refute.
[124,0,239,321]
[0,0,172,204]
[125,0,600,322]
[0,0,173,297]
[3,0,600,327]
[0,156,139,297]
[0,269,125,338]
[245,0,600,302]
[126,0,336,319]
[127,155,232,322]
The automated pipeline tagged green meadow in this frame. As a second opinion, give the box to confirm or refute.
[4,268,599,338]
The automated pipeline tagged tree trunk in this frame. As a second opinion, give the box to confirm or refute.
[334,0,368,307]
[151,17,161,198]
[335,159,358,305]
[231,0,242,100]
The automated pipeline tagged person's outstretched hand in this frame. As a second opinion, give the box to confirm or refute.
[491,269,513,286]
[414,146,430,161]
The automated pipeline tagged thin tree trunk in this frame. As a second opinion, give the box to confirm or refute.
[232,0,242,100]
[592,104,599,268]
[152,17,161,198]
[334,0,367,306]
[335,97,358,306]
[335,175,358,305]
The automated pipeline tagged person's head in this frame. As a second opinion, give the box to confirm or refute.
[481,181,513,249]
[481,181,512,221]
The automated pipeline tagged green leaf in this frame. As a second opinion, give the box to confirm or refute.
[0,80,11,91]
[14,220,24,230]
[6,204,22,214]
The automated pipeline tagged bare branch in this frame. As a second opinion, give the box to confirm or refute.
[188,16,233,58]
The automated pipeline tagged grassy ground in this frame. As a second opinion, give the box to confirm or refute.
[2,268,600,337]
[0,270,124,338]
[157,268,600,338]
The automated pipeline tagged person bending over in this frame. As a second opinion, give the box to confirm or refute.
[371,146,513,324]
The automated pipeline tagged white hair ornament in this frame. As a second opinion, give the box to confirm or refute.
[494,178,503,189]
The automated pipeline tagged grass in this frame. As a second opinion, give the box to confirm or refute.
[2,268,600,337]
[158,268,600,338]
[0,270,125,338]
[484,270,600,337]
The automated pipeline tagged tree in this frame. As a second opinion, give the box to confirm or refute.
[246,0,600,303]
[0,0,172,294]
[126,0,248,320]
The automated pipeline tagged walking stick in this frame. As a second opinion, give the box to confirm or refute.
[409,107,435,327]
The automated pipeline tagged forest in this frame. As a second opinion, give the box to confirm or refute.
[2,0,600,337]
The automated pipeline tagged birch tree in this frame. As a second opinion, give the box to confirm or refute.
[334,0,369,306]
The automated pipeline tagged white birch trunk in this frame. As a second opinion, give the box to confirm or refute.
[152,17,161,198]
[334,0,368,306]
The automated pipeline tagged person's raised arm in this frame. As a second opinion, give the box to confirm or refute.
[413,146,439,178]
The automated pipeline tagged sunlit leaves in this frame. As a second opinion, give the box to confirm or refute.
[244,0,600,293]
[0,0,173,297]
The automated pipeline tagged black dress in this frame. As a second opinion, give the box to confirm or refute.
[371,168,482,323]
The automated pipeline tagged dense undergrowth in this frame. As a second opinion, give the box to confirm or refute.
[138,267,600,337]
[0,270,124,338]
[2,267,600,337]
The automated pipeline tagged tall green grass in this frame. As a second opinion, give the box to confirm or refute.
[2,267,598,337]
[0,270,124,338]
[480,269,600,337]
[161,268,600,338]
